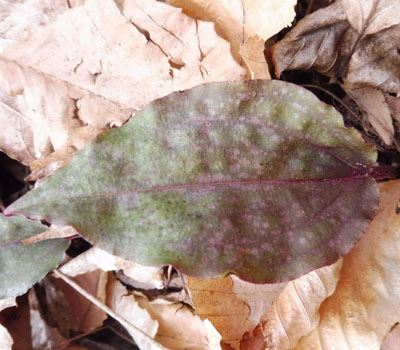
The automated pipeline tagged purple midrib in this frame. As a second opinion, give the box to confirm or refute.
[7,173,371,211]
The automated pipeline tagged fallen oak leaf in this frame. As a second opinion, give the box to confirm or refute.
[0,0,245,169]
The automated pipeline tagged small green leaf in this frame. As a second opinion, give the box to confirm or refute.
[5,80,379,283]
[0,214,69,298]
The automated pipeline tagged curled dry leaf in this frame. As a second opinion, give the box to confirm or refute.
[341,0,400,34]
[22,225,78,245]
[270,2,400,95]
[105,276,159,350]
[0,0,73,52]
[169,0,295,76]
[294,180,400,350]
[347,87,394,146]
[0,0,245,171]
[59,246,164,289]
[187,276,286,350]
[240,35,271,79]
[381,323,400,350]
[259,260,342,350]
[28,288,68,349]
[56,270,108,333]
[134,290,220,350]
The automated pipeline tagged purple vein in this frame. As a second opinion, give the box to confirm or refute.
[11,174,370,210]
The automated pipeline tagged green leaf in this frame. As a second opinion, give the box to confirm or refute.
[5,80,378,283]
[0,214,69,298]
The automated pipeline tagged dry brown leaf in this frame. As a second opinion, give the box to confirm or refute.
[381,323,400,350]
[169,0,296,55]
[0,0,245,171]
[270,2,400,95]
[259,261,342,350]
[341,0,400,34]
[239,35,271,79]
[293,180,400,350]
[168,0,295,77]
[187,275,286,349]
[344,24,400,94]
[0,298,16,350]
[347,87,394,145]
[135,292,220,350]
[0,0,76,52]
[387,96,400,123]
[21,225,78,245]
[105,276,159,349]
[56,270,108,333]
[59,246,165,289]
[28,288,68,349]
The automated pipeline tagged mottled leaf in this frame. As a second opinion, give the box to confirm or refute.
[0,214,69,298]
[5,80,378,283]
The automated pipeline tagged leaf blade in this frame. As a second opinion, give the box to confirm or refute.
[5,80,379,283]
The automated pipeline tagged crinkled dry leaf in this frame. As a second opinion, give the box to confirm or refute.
[169,0,295,76]
[260,261,342,350]
[105,276,159,350]
[294,180,400,350]
[341,0,400,34]
[240,35,271,79]
[56,270,108,333]
[135,292,216,350]
[28,289,67,349]
[0,0,74,52]
[348,87,394,146]
[187,276,286,349]
[344,24,400,94]
[169,0,296,56]
[381,323,400,350]
[60,246,164,290]
[0,0,245,169]
[22,225,78,245]
[271,2,400,95]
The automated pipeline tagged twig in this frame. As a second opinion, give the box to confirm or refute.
[52,269,166,350]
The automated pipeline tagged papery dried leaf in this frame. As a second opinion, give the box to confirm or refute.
[169,0,296,59]
[187,275,286,349]
[341,0,400,34]
[6,80,378,284]
[105,276,159,350]
[0,214,69,299]
[134,291,214,350]
[0,0,245,167]
[240,35,271,79]
[294,180,400,350]
[381,323,400,350]
[270,1,351,78]
[59,246,164,290]
[344,24,400,94]
[271,2,400,95]
[347,87,394,145]
[261,261,342,350]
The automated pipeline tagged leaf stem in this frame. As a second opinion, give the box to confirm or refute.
[371,166,399,180]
